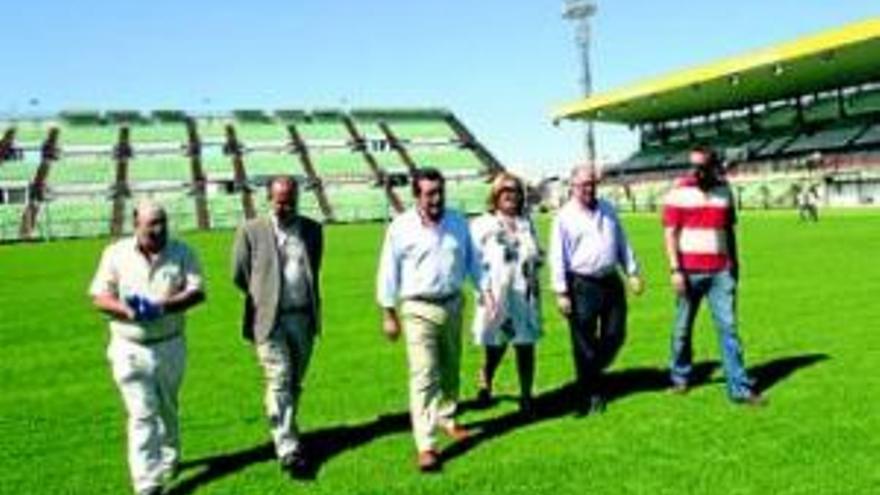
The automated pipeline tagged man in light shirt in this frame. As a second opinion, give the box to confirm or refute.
[549,167,643,416]
[90,200,205,495]
[377,167,495,472]
[662,147,763,405]
[232,175,323,478]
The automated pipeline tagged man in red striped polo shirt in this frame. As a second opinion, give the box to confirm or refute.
[662,147,764,405]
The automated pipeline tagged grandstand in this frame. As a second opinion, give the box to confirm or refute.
[0,108,501,241]
[554,18,880,211]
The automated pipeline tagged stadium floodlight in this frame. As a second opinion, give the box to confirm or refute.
[562,0,598,168]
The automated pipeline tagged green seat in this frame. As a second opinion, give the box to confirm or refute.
[445,179,490,214]
[324,184,390,222]
[803,98,841,123]
[1,121,50,145]
[207,194,246,229]
[242,153,300,178]
[311,152,370,178]
[236,122,290,143]
[59,124,120,146]
[383,120,455,140]
[201,156,235,180]
[407,149,482,173]
[129,156,193,183]
[0,204,24,241]
[128,123,187,143]
[0,160,39,183]
[49,157,117,185]
[36,199,112,239]
[297,121,351,141]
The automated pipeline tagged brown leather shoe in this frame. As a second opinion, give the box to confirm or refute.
[442,424,471,442]
[417,449,441,472]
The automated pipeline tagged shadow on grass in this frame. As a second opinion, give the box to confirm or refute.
[749,353,829,394]
[444,353,828,465]
[167,353,826,490]
[168,412,410,494]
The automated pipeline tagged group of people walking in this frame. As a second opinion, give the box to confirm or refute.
[89,146,764,494]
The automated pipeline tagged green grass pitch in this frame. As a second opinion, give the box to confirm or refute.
[1,209,878,494]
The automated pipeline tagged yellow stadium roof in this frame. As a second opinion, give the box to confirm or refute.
[554,17,880,125]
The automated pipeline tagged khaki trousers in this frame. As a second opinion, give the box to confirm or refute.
[401,296,463,452]
[255,312,314,458]
[108,334,185,494]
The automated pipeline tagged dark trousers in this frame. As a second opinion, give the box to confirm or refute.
[566,272,627,398]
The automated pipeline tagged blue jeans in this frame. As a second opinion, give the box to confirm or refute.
[670,270,753,400]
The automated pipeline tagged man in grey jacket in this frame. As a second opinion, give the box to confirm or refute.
[232,175,323,478]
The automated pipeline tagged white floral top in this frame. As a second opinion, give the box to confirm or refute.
[470,212,542,346]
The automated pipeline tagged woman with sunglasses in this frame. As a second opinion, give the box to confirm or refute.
[470,172,543,416]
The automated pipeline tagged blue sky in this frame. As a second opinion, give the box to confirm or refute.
[3,1,878,175]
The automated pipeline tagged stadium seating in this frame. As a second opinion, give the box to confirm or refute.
[0,121,49,144]
[241,153,301,178]
[58,124,119,146]
[847,88,880,116]
[49,157,117,185]
[235,122,290,143]
[128,123,187,143]
[445,178,490,214]
[406,149,483,173]
[324,184,390,222]
[310,151,371,177]
[0,204,23,241]
[852,123,880,147]
[0,108,496,241]
[206,193,246,229]
[785,124,865,154]
[0,160,39,183]
[35,198,112,239]
[200,154,235,180]
[803,98,841,123]
[128,155,193,183]
[368,151,410,175]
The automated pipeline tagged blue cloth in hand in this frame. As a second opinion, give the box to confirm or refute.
[124,294,163,322]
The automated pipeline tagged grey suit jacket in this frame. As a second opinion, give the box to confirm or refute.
[232,215,323,343]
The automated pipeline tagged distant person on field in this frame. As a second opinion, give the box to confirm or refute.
[376,167,496,472]
[797,185,819,222]
[662,147,764,405]
[232,175,323,479]
[549,167,644,416]
[470,172,543,417]
[89,200,205,495]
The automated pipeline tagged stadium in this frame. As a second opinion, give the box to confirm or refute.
[1,4,879,495]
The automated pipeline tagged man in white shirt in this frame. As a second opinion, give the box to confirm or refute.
[377,167,495,472]
[90,200,205,495]
[549,167,643,416]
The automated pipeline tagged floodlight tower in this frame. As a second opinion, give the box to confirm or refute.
[562,0,598,168]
